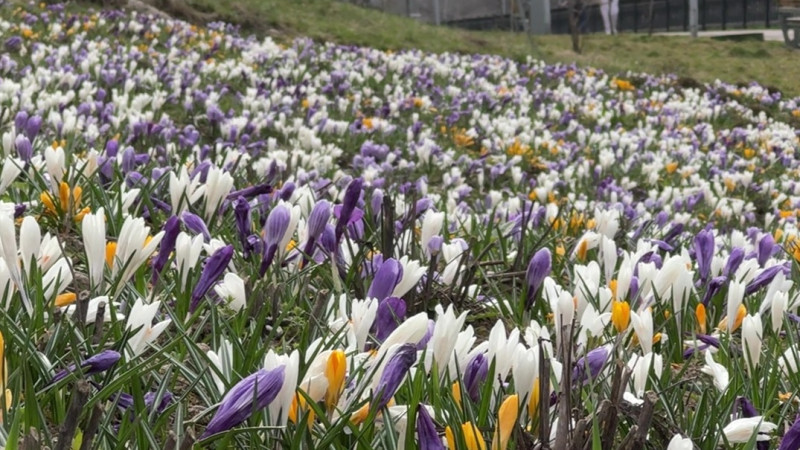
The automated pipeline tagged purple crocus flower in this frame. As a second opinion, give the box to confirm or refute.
[693,229,714,282]
[572,345,610,385]
[367,258,402,301]
[260,204,291,276]
[372,344,417,411]
[182,211,211,242]
[335,178,363,244]
[25,115,42,142]
[14,112,27,135]
[301,200,331,266]
[374,297,406,342]
[463,353,489,402]
[757,234,776,268]
[233,197,252,256]
[526,248,552,307]
[116,390,175,416]
[745,263,789,296]
[151,216,181,284]
[190,245,234,312]
[417,405,444,450]
[428,236,444,255]
[724,247,745,278]
[779,415,800,450]
[200,366,285,439]
[50,350,121,384]
[3,36,22,53]
[226,183,272,201]
[701,275,728,306]
[14,135,32,162]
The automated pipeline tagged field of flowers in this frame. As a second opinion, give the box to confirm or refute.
[2,2,800,449]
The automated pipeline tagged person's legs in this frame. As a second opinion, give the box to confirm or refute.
[600,0,611,34]
[610,0,619,34]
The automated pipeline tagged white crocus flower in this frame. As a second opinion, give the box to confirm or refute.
[391,256,425,298]
[81,208,106,290]
[425,304,467,376]
[0,157,22,195]
[63,295,123,325]
[623,352,663,406]
[630,308,654,354]
[206,339,233,394]
[112,216,164,291]
[420,211,444,256]
[213,272,246,312]
[18,216,40,276]
[726,280,745,332]
[741,314,762,374]
[169,166,205,215]
[700,350,729,393]
[202,165,234,222]
[666,434,693,450]
[42,257,72,300]
[720,416,777,444]
[772,291,788,334]
[125,298,171,359]
[174,232,204,290]
[263,349,300,426]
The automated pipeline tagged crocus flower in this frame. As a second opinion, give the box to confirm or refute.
[213,272,247,312]
[779,415,800,450]
[741,314,762,374]
[125,298,171,359]
[200,366,285,439]
[261,203,291,275]
[233,196,252,256]
[82,208,107,289]
[417,405,444,450]
[723,247,745,278]
[525,248,551,307]
[720,416,777,444]
[367,258,402,301]
[700,350,729,393]
[745,264,789,296]
[667,434,693,450]
[301,200,331,265]
[757,234,776,267]
[335,177,362,244]
[324,349,346,412]
[151,215,181,284]
[492,394,519,450]
[611,300,631,333]
[372,344,417,411]
[693,229,714,282]
[374,297,406,342]
[190,245,234,312]
[181,211,211,242]
[573,344,611,385]
[463,352,488,402]
[445,422,486,450]
[50,350,121,384]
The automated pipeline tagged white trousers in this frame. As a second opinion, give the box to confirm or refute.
[600,0,619,34]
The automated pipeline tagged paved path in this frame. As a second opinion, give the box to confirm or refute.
[655,29,784,41]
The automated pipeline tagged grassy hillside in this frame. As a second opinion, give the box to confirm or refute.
[177,0,800,96]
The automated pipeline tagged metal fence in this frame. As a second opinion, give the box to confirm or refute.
[347,0,782,34]
[549,0,778,34]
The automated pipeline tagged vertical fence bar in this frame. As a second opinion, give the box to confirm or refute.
[433,0,441,25]
[701,0,706,30]
[666,0,671,31]
[742,0,746,28]
[684,0,688,30]
[634,0,639,32]
[722,0,727,29]
[766,0,770,28]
